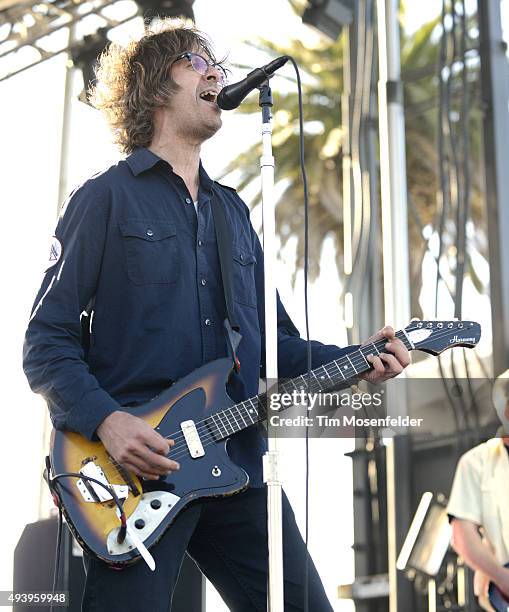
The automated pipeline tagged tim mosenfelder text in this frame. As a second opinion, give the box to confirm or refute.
[267,389,424,429]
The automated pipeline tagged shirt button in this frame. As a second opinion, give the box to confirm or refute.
[201,278,207,286]
[198,240,203,247]
[185,197,192,204]
[146,229,154,237]
[204,318,211,326]
[239,253,244,261]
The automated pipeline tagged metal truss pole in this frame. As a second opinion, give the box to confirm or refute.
[376,1,412,611]
[376,0,410,332]
[478,0,509,377]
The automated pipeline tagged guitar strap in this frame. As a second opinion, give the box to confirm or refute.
[210,193,243,373]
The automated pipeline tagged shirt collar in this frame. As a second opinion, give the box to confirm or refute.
[126,147,165,176]
[126,147,214,194]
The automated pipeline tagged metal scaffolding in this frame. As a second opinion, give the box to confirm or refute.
[0,0,140,82]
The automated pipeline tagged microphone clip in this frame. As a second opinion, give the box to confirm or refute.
[257,80,273,110]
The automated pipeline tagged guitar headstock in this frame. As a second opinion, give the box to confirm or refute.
[404,320,481,355]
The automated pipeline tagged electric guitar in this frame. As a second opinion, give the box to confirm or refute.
[48,320,481,568]
[489,564,509,612]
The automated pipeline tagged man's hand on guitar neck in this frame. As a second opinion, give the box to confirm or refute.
[96,411,180,480]
[359,325,411,385]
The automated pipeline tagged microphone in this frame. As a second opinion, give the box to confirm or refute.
[217,56,289,111]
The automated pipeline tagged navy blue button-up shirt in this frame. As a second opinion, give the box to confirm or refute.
[23,147,356,486]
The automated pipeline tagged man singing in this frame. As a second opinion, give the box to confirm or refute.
[23,21,410,611]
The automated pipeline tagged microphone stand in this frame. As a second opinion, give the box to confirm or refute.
[259,79,284,611]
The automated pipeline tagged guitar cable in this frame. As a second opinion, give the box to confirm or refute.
[43,458,128,610]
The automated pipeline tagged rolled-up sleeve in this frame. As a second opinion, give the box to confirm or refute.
[22,184,121,440]
[447,450,483,526]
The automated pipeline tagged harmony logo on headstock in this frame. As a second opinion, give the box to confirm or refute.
[404,320,481,355]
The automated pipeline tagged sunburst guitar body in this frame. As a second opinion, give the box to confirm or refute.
[49,357,249,567]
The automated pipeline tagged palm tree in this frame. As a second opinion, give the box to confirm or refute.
[220,33,345,283]
[219,0,485,316]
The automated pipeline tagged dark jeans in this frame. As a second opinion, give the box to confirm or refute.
[81,487,333,611]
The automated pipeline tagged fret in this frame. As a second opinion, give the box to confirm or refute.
[335,359,347,380]
[358,347,371,368]
[279,380,291,395]
[211,414,228,438]
[297,375,308,392]
[205,415,220,441]
[235,404,248,428]
[246,398,259,423]
[319,364,334,385]
[397,329,413,351]
[310,370,324,392]
[218,410,235,435]
[346,353,358,374]
[371,342,380,356]
[227,407,240,432]
[294,373,320,395]
[257,395,268,419]
[285,377,302,394]
[325,363,345,387]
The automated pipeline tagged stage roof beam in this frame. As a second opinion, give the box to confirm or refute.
[0,0,137,82]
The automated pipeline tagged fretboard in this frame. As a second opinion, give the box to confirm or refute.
[206,330,412,441]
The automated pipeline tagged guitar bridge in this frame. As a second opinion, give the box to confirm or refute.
[76,461,129,503]
[108,456,140,497]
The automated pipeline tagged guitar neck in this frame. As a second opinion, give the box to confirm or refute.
[207,330,413,441]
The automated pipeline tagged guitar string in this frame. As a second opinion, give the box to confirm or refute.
[159,332,400,444]
[94,322,457,516]
[102,325,475,473]
[152,327,418,446]
[156,324,475,461]
[70,326,475,505]
[106,321,468,470]
[103,325,466,469]
[101,338,384,474]
[103,333,398,470]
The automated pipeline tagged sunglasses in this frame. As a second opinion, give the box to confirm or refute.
[172,51,229,88]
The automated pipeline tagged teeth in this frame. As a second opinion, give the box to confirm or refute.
[200,90,217,100]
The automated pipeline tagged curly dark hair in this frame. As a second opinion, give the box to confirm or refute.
[90,19,218,154]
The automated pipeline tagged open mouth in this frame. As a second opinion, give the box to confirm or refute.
[199,90,218,105]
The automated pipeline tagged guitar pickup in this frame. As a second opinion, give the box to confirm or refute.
[180,420,205,458]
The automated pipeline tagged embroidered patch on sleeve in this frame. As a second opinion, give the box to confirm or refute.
[46,236,63,271]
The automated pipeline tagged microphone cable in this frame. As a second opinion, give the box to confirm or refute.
[224,53,314,609]
[282,55,312,612]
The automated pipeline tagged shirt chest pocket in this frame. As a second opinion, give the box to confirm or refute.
[232,242,257,308]
[120,219,179,285]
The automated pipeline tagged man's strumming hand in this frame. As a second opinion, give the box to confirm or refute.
[358,325,411,385]
[96,411,179,480]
